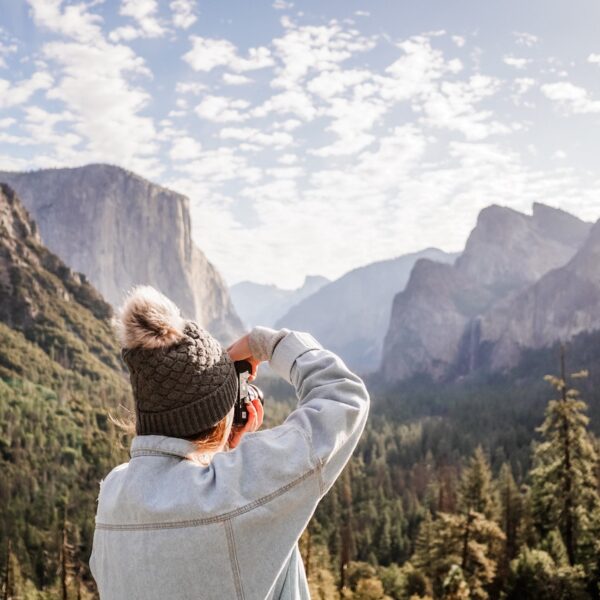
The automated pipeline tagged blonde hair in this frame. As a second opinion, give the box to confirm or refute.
[108,407,234,466]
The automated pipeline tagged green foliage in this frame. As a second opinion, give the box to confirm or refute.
[530,363,600,578]
[505,547,588,600]
[458,446,498,520]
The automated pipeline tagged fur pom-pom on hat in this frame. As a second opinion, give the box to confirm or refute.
[112,284,187,350]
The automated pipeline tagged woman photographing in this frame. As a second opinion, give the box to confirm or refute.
[90,284,370,599]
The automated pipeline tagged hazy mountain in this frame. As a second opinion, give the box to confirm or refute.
[382,203,593,383]
[0,164,243,344]
[274,248,458,374]
[231,275,329,329]
[481,218,600,369]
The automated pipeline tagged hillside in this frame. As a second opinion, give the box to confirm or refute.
[0,183,131,596]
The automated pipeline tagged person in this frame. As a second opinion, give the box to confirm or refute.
[89,284,370,599]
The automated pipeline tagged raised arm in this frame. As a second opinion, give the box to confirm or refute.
[229,326,370,498]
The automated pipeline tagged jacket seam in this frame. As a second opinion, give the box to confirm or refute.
[130,449,191,459]
[94,464,321,531]
[224,519,245,600]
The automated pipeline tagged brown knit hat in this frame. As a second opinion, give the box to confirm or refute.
[112,285,237,438]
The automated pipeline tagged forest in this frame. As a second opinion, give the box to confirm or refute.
[2,325,600,598]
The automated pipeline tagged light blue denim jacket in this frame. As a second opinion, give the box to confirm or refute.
[89,330,370,599]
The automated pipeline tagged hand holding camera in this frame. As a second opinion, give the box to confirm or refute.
[227,335,265,449]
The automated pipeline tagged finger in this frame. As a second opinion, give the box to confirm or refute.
[246,399,258,431]
[252,397,264,429]
[227,335,252,362]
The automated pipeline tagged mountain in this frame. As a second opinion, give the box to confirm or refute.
[0,183,130,594]
[0,164,243,344]
[230,275,329,329]
[381,203,593,383]
[274,248,458,374]
[480,218,600,369]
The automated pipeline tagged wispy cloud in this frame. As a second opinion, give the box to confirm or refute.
[1,4,599,287]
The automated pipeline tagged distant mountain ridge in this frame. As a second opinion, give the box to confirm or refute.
[274,248,458,373]
[231,275,329,329]
[381,202,595,383]
[480,218,600,370]
[0,164,244,344]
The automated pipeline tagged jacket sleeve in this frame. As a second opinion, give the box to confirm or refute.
[266,329,370,497]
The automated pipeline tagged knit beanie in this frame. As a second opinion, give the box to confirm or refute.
[112,285,237,438]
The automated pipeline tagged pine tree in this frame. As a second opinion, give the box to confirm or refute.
[530,347,600,579]
[338,467,356,593]
[497,463,523,573]
[421,511,504,600]
[458,446,497,520]
[413,510,435,581]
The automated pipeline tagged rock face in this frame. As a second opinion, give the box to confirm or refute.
[0,165,243,344]
[381,203,593,383]
[481,218,600,369]
[275,248,458,374]
[231,275,329,329]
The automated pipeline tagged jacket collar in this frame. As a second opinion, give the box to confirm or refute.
[129,435,198,459]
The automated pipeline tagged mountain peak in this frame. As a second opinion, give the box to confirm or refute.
[531,201,592,248]
[0,166,243,343]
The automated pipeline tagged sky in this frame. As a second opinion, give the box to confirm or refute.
[1,1,600,289]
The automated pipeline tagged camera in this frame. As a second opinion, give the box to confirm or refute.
[233,360,264,426]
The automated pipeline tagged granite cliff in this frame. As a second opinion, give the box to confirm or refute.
[381,203,593,383]
[275,248,457,374]
[0,165,243,344]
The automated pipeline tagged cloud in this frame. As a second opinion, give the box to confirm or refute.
[541,81,600,114]
[169,136,203,160]
[272,0,293,9]
[379,35,462,102]
[310,95,385,156]
[503,55,531,69]
[183,36,274,72]
[251,89,317,121]
[42,39,159,172]
[26,0,103,43]
[588,54,600,65]
[6,9,600,289]
[218,127,294,149]
[419,75,510,140]
[170,0,197,29]
[222,73,252,85]
[0,40,17,69]
[0,71,53,109]
[176,81,207,94]
[195,95,251,122]
[513,32,539,47]
[269,18,376,90]
[110,0,166,41]
[172,147,262,184]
